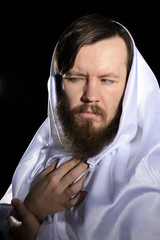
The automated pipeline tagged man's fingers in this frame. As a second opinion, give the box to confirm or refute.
[64,172,88,199]
[9,215,22,228]
[9,215,22,239]
[11,198,28,220]
[9,198,40,240]
[69,191,87,207]
[48,157,82,181]
[61,162,88,188]
[40,157,87,187]
[40,160,58,177]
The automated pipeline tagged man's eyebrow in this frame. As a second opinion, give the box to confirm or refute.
[63,72,120,79]
[98,73,120,79]
[63,72,87,77]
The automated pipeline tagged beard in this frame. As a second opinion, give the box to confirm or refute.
[57,97,122,159]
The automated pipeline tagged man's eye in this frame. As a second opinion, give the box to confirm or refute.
[65,77,85,83]
[101,79,114,84]
[68,78,79,82]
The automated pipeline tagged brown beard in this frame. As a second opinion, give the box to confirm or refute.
[57,97,122,159]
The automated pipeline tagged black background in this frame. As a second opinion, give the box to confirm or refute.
[0,1,159,199]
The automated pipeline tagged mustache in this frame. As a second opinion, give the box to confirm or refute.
[70,103,106,119]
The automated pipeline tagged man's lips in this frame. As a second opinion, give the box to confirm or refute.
[76,111,102,120]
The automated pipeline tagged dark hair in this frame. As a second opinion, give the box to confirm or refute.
[54,14,133,77]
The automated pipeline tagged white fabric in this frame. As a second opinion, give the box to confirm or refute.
[1,25,160,240]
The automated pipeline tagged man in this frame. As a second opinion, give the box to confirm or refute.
[0,14,160,240]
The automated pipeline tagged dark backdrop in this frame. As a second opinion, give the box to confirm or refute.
[0,1,159,199]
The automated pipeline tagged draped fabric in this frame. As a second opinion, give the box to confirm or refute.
[1,23,160,240]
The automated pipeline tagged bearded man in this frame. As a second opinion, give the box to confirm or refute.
[0,14,160,240]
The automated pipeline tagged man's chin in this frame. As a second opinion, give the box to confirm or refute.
[76,121,106,132]
[74,116,107,130]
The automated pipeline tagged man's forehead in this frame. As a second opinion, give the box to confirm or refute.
[74,38,127,63]
[63,38,127,80]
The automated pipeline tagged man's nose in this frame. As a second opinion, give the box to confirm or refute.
[81,80,100,103]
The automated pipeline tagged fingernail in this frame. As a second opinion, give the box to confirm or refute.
[11,198,21,207]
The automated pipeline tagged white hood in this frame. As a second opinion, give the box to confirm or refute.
[1,24,160,240]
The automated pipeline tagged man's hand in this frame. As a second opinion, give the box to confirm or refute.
[9,198,40,240]
[24,157,88,222]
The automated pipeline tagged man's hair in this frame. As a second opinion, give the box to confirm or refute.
[54,14,133,77]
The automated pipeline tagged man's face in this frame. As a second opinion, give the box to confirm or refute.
[62,37,127,131]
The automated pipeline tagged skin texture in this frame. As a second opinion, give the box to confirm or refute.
[23,158,88,221]
[9,36,128,239]
[9,158,88,239]
[9,198,40,240]
[62,37,127,130]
